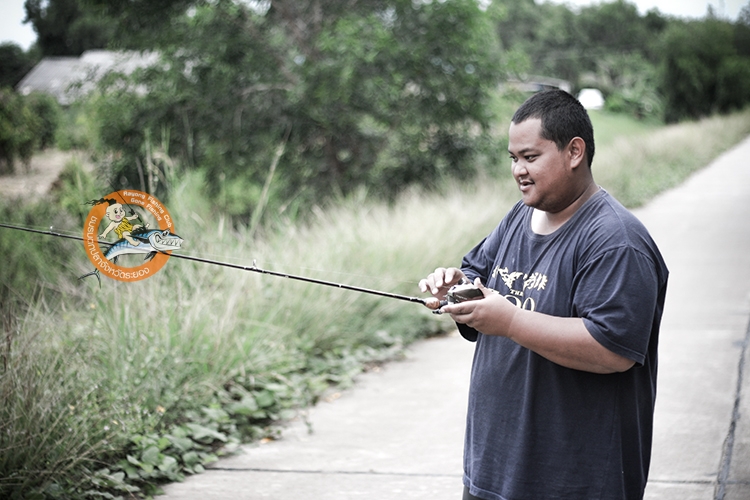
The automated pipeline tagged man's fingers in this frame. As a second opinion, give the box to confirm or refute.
[433,267,446,289]
[420,267,466,297]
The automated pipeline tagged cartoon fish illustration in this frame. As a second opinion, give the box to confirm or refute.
[79,228,183,286]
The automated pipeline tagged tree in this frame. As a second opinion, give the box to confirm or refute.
[24,0,117,56]
[0,89,42,174]
[493,0,582,82]
[92,0,506,221]
[577,0,649,60]
[736,2,750,57]
[491,0,668,100]
[581,53,663,119]
[0,43,36,88]
[659,18,741,121]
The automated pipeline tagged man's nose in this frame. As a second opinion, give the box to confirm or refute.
[512,160,528,177]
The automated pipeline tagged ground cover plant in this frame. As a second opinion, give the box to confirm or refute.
[2,107,750,498]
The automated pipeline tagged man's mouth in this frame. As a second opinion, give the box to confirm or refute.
[518,179,534,191]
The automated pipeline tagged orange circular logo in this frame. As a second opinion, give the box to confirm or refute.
[82,190,182,283]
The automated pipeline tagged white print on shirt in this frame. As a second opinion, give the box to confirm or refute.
[492,267,549,311]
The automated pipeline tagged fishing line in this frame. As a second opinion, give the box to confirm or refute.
[29,222,418,288]
[0,223,410,284]
[0,222,436,308]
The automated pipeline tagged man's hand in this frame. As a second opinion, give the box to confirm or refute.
[441,279,516,336]
[442,279,635,373]
[418,267,467,300]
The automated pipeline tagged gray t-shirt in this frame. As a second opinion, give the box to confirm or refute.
[459,190,668,500]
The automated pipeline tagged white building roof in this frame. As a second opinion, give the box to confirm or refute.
[16,50,158,105]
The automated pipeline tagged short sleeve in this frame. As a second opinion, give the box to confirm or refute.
[576,247,661,365]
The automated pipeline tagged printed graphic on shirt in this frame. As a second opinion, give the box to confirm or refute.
[80,190,183,284]
[492,266,549,311]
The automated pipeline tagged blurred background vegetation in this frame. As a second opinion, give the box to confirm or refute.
[2,0,750,498]
[2,0,750,214]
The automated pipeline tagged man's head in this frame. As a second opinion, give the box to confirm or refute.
[512,89,595,168]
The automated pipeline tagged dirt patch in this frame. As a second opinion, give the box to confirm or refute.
[0,149,94,201]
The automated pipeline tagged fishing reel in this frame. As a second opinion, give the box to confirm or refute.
[429,279,484,314]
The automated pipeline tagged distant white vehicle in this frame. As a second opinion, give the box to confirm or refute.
[577,88,605,110]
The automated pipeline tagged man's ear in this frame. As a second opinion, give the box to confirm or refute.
[568,137,586,169]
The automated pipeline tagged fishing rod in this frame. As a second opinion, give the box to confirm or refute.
[0,222,444,309]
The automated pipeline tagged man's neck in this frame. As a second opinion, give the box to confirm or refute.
[531,182,600,235]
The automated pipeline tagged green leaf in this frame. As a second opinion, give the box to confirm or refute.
[141,445,161,466]
[166,434,195,452]
[159,454,179,472]
[157,436,171,450]
[227,396,259,416]
[254,390,275,408]
[184,422,227,443]
[123,464,140,480]
[202,405,230,423]
[182,451,200,466]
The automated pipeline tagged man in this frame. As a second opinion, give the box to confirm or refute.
[419,89,668,500]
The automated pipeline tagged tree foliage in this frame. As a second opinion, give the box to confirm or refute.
[14,0,750,215]
[493,0,750,122]
[492,0,669,119]
[0,43,37,88]
[91,0,505,221]
[24,0,117,56]
[0,90,61,174]
[659,17,749,121]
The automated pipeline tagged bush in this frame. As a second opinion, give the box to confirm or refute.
[0,89,62,174]
[26,92,61,149]
[0,88,41,174]
[55,99,99,151]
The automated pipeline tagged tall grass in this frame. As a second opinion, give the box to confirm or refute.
[595,109,750,207]
[2,107,750,497]
[2,172,517,498]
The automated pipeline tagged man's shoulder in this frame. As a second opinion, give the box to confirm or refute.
[581,190,649,235]
[576,190,666,268]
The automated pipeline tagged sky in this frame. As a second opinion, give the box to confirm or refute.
[0,0,747,50]
[2,0,36,49]
[546,0,745,19]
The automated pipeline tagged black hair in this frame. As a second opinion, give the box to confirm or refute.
[86,197,117,207]
[511,89,595,168]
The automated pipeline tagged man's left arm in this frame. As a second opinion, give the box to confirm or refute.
[442,282,636,374]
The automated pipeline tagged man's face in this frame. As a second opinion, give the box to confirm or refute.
[508,118,576,214]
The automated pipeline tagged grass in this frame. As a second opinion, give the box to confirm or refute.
[588,109,661,148]
[594,109,750,207]
[2,106,750,498]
